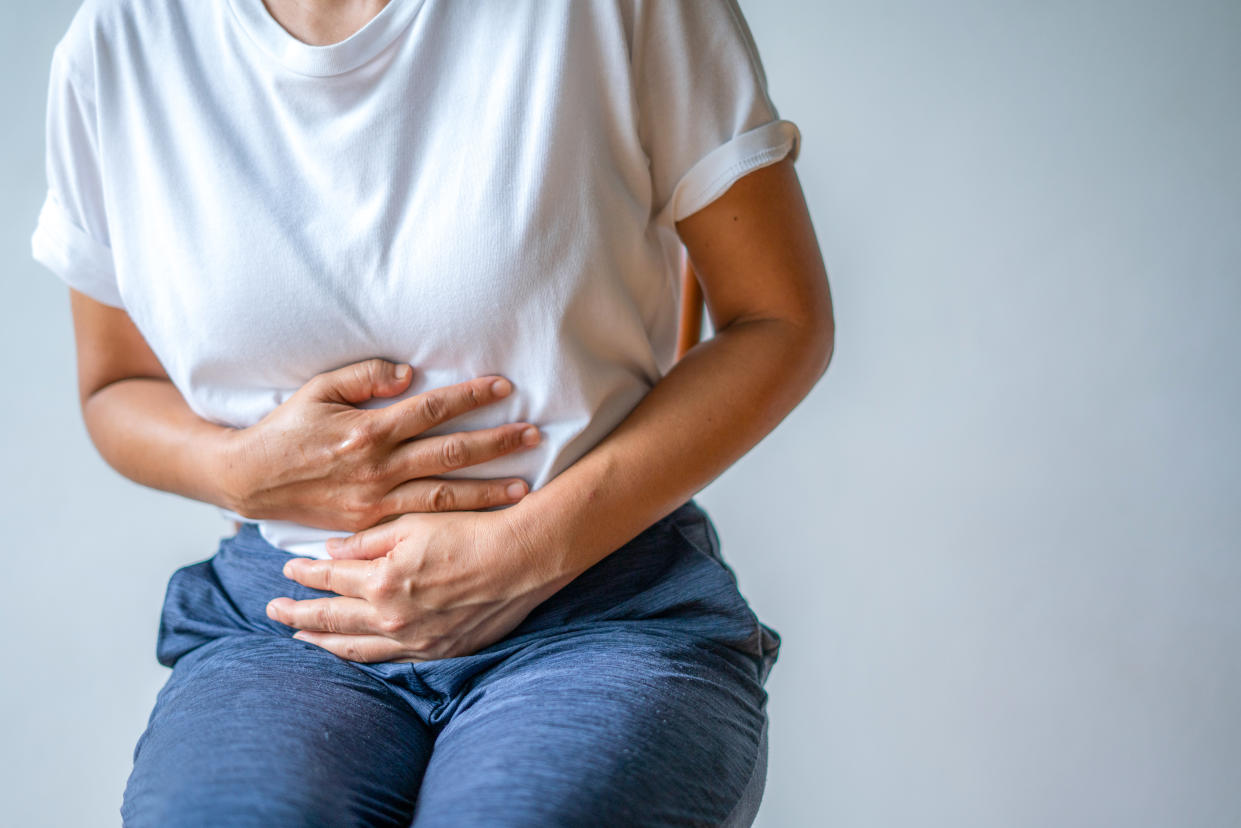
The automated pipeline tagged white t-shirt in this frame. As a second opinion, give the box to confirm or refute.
[32,0,800,558]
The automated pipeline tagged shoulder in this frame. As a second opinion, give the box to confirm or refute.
[623,0,761,66]
[51,0,178,85]
[55,0,142,50]
[625,0,753,33]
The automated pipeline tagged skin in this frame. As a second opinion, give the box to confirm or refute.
[259,0,393,47]
[73,310,545,529]
[74,0,837,664]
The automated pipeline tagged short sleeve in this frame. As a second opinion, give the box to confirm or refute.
[30,40,124,309]
[633,0,801,225]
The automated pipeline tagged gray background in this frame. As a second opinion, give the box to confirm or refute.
[2,1,1238,826]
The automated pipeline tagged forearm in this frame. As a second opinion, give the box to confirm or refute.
[81,377,242,512]
[508,316,832,584]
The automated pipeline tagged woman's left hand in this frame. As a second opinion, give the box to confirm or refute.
[265,508,568,663]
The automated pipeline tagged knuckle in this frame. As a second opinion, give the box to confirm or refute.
[306,372,329,395]
[416,394,447,425]
[369,568,397,600]
[501,427,523,452]
[320,565,339,594]
[439,437,468,469]
[378,613,405,635]
[346,363,370,390]
[342,501,374,532]
[427,481,455,512]
[338,421,376,454]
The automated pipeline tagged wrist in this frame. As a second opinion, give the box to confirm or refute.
[496,496,580,593]
[212,425,256,517]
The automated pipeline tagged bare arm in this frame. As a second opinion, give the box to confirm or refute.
[70,289,244,511]
[66,290,541,531]
[507,156,834,580]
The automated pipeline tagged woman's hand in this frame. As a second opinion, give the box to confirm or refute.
[265,509,571,662]
[223,358,542,532]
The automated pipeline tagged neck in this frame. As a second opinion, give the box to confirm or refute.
[261,0,392,47]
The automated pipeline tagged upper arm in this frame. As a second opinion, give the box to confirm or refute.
[68,286,169,408]
[37,32,166,405]
[674,157,835,354]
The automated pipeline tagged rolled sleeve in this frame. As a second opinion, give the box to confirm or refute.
[31,187,124,309]
[662,118,801,225]
[634,0,802,226]
[31,35,123,310]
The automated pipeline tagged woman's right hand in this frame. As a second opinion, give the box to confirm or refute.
[220,358,541,532]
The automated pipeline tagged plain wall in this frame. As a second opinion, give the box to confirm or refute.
[2,1,1238,826]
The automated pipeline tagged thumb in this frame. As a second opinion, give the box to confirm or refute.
[310,358,413,406]
[326,519,402,560]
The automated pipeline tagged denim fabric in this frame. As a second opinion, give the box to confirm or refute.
[121,498,782,827]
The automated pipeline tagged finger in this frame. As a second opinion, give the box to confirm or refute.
[281,557,376,595]
[266,596,380,634]
[380,476,530,514]
[307,358,414,406]
[324,520,402,560]
[387,423,541,477]
[290,631,411,664]
[383,375,514,442]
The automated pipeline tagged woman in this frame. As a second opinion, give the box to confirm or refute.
[32,0,834,824]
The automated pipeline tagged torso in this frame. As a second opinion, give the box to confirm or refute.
[41,0,791,556]
[56,0,686,555]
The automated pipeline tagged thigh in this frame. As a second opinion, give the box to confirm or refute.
[410,628,770,828]
[121,633,433,828]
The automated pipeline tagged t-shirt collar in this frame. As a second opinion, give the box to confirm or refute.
[226,0,425,77]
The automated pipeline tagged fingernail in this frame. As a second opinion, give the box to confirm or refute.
[265,600,278,619]
[395,364,411,380]
[282,560,297,577]
[521,426,540,446]
[491,378,512,396]
[506,481,526,499]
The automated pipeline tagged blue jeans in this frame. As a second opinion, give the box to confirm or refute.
[120,499,781,826]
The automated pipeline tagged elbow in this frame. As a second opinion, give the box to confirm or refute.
[719,300,835,383]
[805,316,835,383]
[814,321,835,380]
[767,312,834,388]
[788,300,835,382]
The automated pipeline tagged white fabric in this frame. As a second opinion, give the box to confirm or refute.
[32,0,800,558]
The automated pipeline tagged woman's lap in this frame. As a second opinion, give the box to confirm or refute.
[121,634,432,827]
[121,499,781,827]
[412,629,768,827]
